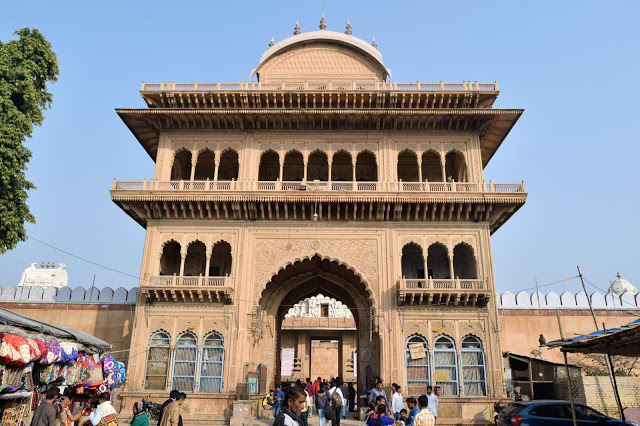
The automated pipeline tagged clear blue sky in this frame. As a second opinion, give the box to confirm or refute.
[1,1,639,295]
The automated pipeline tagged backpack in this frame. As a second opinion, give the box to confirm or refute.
[262,394,273,408]
[331,389,343,408]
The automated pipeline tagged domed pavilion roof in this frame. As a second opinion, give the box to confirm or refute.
[609,272,638,296]
[251,21,391,82]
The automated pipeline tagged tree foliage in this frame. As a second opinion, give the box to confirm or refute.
[0,28,59,253]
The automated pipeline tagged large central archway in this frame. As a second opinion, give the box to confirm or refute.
[259,254,379,402]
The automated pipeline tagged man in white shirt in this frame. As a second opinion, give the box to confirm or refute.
[426,386,438,420]
[391,383,404,420]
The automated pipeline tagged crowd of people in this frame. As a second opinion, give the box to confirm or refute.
[29,378,437,426]
[28,386,189,426]
[29,388,120,426]
[264,377,439,426]
[154,390,188,426]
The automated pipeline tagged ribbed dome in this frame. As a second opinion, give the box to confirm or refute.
[609,272,638,296]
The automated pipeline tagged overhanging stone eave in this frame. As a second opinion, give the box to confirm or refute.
[489,201,526,235]
[110,190,526,229]
[480,109,524,168]
[115,107,523,162]
[110,190,527,204]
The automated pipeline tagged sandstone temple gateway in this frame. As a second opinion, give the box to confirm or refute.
[111,20,527,423]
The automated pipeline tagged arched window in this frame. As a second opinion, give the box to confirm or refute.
[160,241,181,275]
[445,151,467,182]
[209,241,232,276]
[401,243,425,279]
[427,243,451,279]
[433,335,458,397]
[172,332,198,392]
[194,149,215,180]
[307,150,328,181]
[406,335,430,396]
[331,151,353,181]
[453,243,477,279]
[461,336,487,396]
[397,150,419,182]
[171,149,192,180]
[145,331,170,390]
[183,241,206,276]
[283,150,304,181]
[421,151,442,182]
[258,150,280,181]
[199,332,225,392]
[355,151,378,181]
[218,149,239,181]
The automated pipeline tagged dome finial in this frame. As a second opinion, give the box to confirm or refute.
[268,37,275,47]
[371,36,378,49]
[345,20,352,35]
[319,13,327,30]
[293,21,301,35]
[610,272,638,296]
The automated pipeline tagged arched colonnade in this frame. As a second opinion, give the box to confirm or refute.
[401,241,478,280]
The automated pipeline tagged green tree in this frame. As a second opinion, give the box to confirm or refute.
[0,28,58,253]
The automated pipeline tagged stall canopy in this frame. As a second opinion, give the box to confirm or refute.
[545,317,640,356]
[0,307,111,353]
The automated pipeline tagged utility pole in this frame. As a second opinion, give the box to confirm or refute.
[577,266,598,329]
[556,311,577,426]
[576,265,625,422]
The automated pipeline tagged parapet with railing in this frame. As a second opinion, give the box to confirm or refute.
[400,278,486,291]
[140,81,498,93]
[149,275,230,288]
[111,179,526,194]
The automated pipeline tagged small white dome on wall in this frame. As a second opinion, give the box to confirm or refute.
[609,272,638,296]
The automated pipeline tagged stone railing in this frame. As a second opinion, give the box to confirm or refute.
[498,289,640,310]
[112,180,526,194]
[149,276,231,288]
[141,81,498,92]
[401,278,486,291]
[0,285,137,304]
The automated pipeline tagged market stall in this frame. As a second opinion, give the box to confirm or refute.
[0,307,126,425]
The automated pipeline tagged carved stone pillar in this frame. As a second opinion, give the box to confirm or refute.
[303,151,309,181]
[352,156,356,182]
[448,247,455,279]
[279,151,284,181]
[205,244,213,277]
[179,249,186,276]
[190,150,197,181]
[440,154,446,182]
[418,154,423,183]
[214,151,221,181]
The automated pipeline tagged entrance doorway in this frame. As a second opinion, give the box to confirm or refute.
[310,339,339,379]
[259,254,379,405]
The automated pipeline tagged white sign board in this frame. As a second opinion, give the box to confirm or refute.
[281,348,295,377]
[408,343,426,360]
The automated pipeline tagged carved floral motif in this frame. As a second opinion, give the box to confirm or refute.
[253,237,379,298]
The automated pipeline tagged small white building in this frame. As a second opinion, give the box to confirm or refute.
[285,294,353,318]
[18,263,68,288]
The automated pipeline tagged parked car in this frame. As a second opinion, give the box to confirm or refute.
[496,400,638,425]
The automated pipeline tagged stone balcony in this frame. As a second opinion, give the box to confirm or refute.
[111,179,526,231]
[139,275,233,304]
[112,179,524,194]
[397,278,490,307]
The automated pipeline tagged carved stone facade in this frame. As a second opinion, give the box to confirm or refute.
[113,23,526,424]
